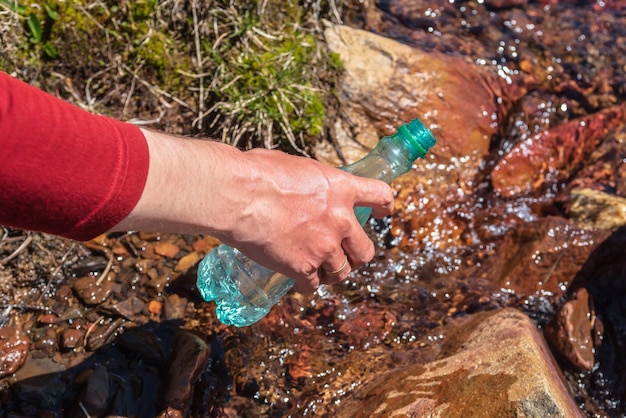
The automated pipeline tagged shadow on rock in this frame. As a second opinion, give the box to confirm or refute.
[545,225,626,415]
[0,318,231,417]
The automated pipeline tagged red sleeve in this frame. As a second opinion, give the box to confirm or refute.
[0,72,149,241]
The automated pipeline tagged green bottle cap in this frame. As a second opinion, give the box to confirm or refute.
[397,118,437,160]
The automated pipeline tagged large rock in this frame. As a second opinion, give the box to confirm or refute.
[491,105,626,198]
[337,308,583,418]
[318,23,522,165]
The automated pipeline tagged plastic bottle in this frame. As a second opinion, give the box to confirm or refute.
[197,117,436,327]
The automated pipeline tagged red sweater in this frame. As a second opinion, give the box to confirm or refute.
[0,72,149,241]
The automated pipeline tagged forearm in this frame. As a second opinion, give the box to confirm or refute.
[110,129,249,240]
[111,128,394,293]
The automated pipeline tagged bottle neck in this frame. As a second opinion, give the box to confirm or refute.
[341,118,435,184]
[341,133,419,183]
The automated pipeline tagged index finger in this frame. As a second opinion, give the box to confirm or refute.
[351,177,394,218]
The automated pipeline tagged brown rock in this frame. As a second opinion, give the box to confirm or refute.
[492,104,626,198]
[338,309,583,418]
[73,276,112,305]
[544,288,597,371]
[175,252,201,273]
[160,331,211,415]
[164,294,188,321]
[470,217,607,299]
[0,319,29,377]
[485,0,527,9]
[61,328,85,350]
[154,241,181,258]
[320,23,521,164]
[101,296,147,319]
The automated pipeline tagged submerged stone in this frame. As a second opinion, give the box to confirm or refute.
[492,105,626,198]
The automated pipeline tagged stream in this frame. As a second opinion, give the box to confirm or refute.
[1,0,626,417]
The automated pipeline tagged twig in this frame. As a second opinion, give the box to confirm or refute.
[122,64,191,109]
[37,242,76,304]
[0,234,32,265]
[191,0,205,129]
[84,316,104,347]
[330,0,343,23]
[95,252,114,286]
[78,402,92,418]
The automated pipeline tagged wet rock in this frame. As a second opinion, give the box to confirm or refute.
[491,104,626,198]
[12,354,67,410]
[319,22,521,164]
[116,327,165,365]
[192,236,221,253]
[337,308,583,418]
[60,328,85,350]
[568,188,626,231]
[100,296,147,320]
[338,305,397,348]
[86,317,124,351]
[57,305,84,322]
[544,288,598,371]
[484,0,527,9]
[154,241,181,258]
[78,365,110,417]
[470,216,608,299]
[160,331,211,415]
[175,252,201,273]
[33,328,58,355]
[37,314,59,325]
[69,255,109,277]
[0,317,29,377]
[164,294,188,321]
[73,276,112,305]
[158,407,184,418]
[149,299,163,320]
[563,227,626,407]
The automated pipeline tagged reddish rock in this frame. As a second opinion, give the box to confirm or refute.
[544,288,598,371]
[470,217,608,299]
[320,23,526,164]
[338,305,397,348]
[485,0,527,8]
[61,328,85,350]
[0,319,29,377]
[492,104,626,198]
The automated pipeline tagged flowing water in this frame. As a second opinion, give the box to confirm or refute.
[2,1,626,417]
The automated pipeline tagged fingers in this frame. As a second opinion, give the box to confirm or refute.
[341,222,376,269]
[319,252,352,285]
[351,177,394,219]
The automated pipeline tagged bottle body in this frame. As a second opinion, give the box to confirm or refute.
[197,245,295,326]
[197,118,436,327]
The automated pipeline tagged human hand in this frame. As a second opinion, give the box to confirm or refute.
[220,148,394,294]
[112,130,394,294]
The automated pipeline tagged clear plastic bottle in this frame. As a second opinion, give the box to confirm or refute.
[197,118,436,326]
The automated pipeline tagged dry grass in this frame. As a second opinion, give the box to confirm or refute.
[0,0,354,153]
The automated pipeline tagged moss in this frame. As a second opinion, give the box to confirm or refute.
[1,0,346,151]
[199,0,343,150]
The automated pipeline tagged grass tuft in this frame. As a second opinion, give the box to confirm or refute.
[0,0,351,153]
